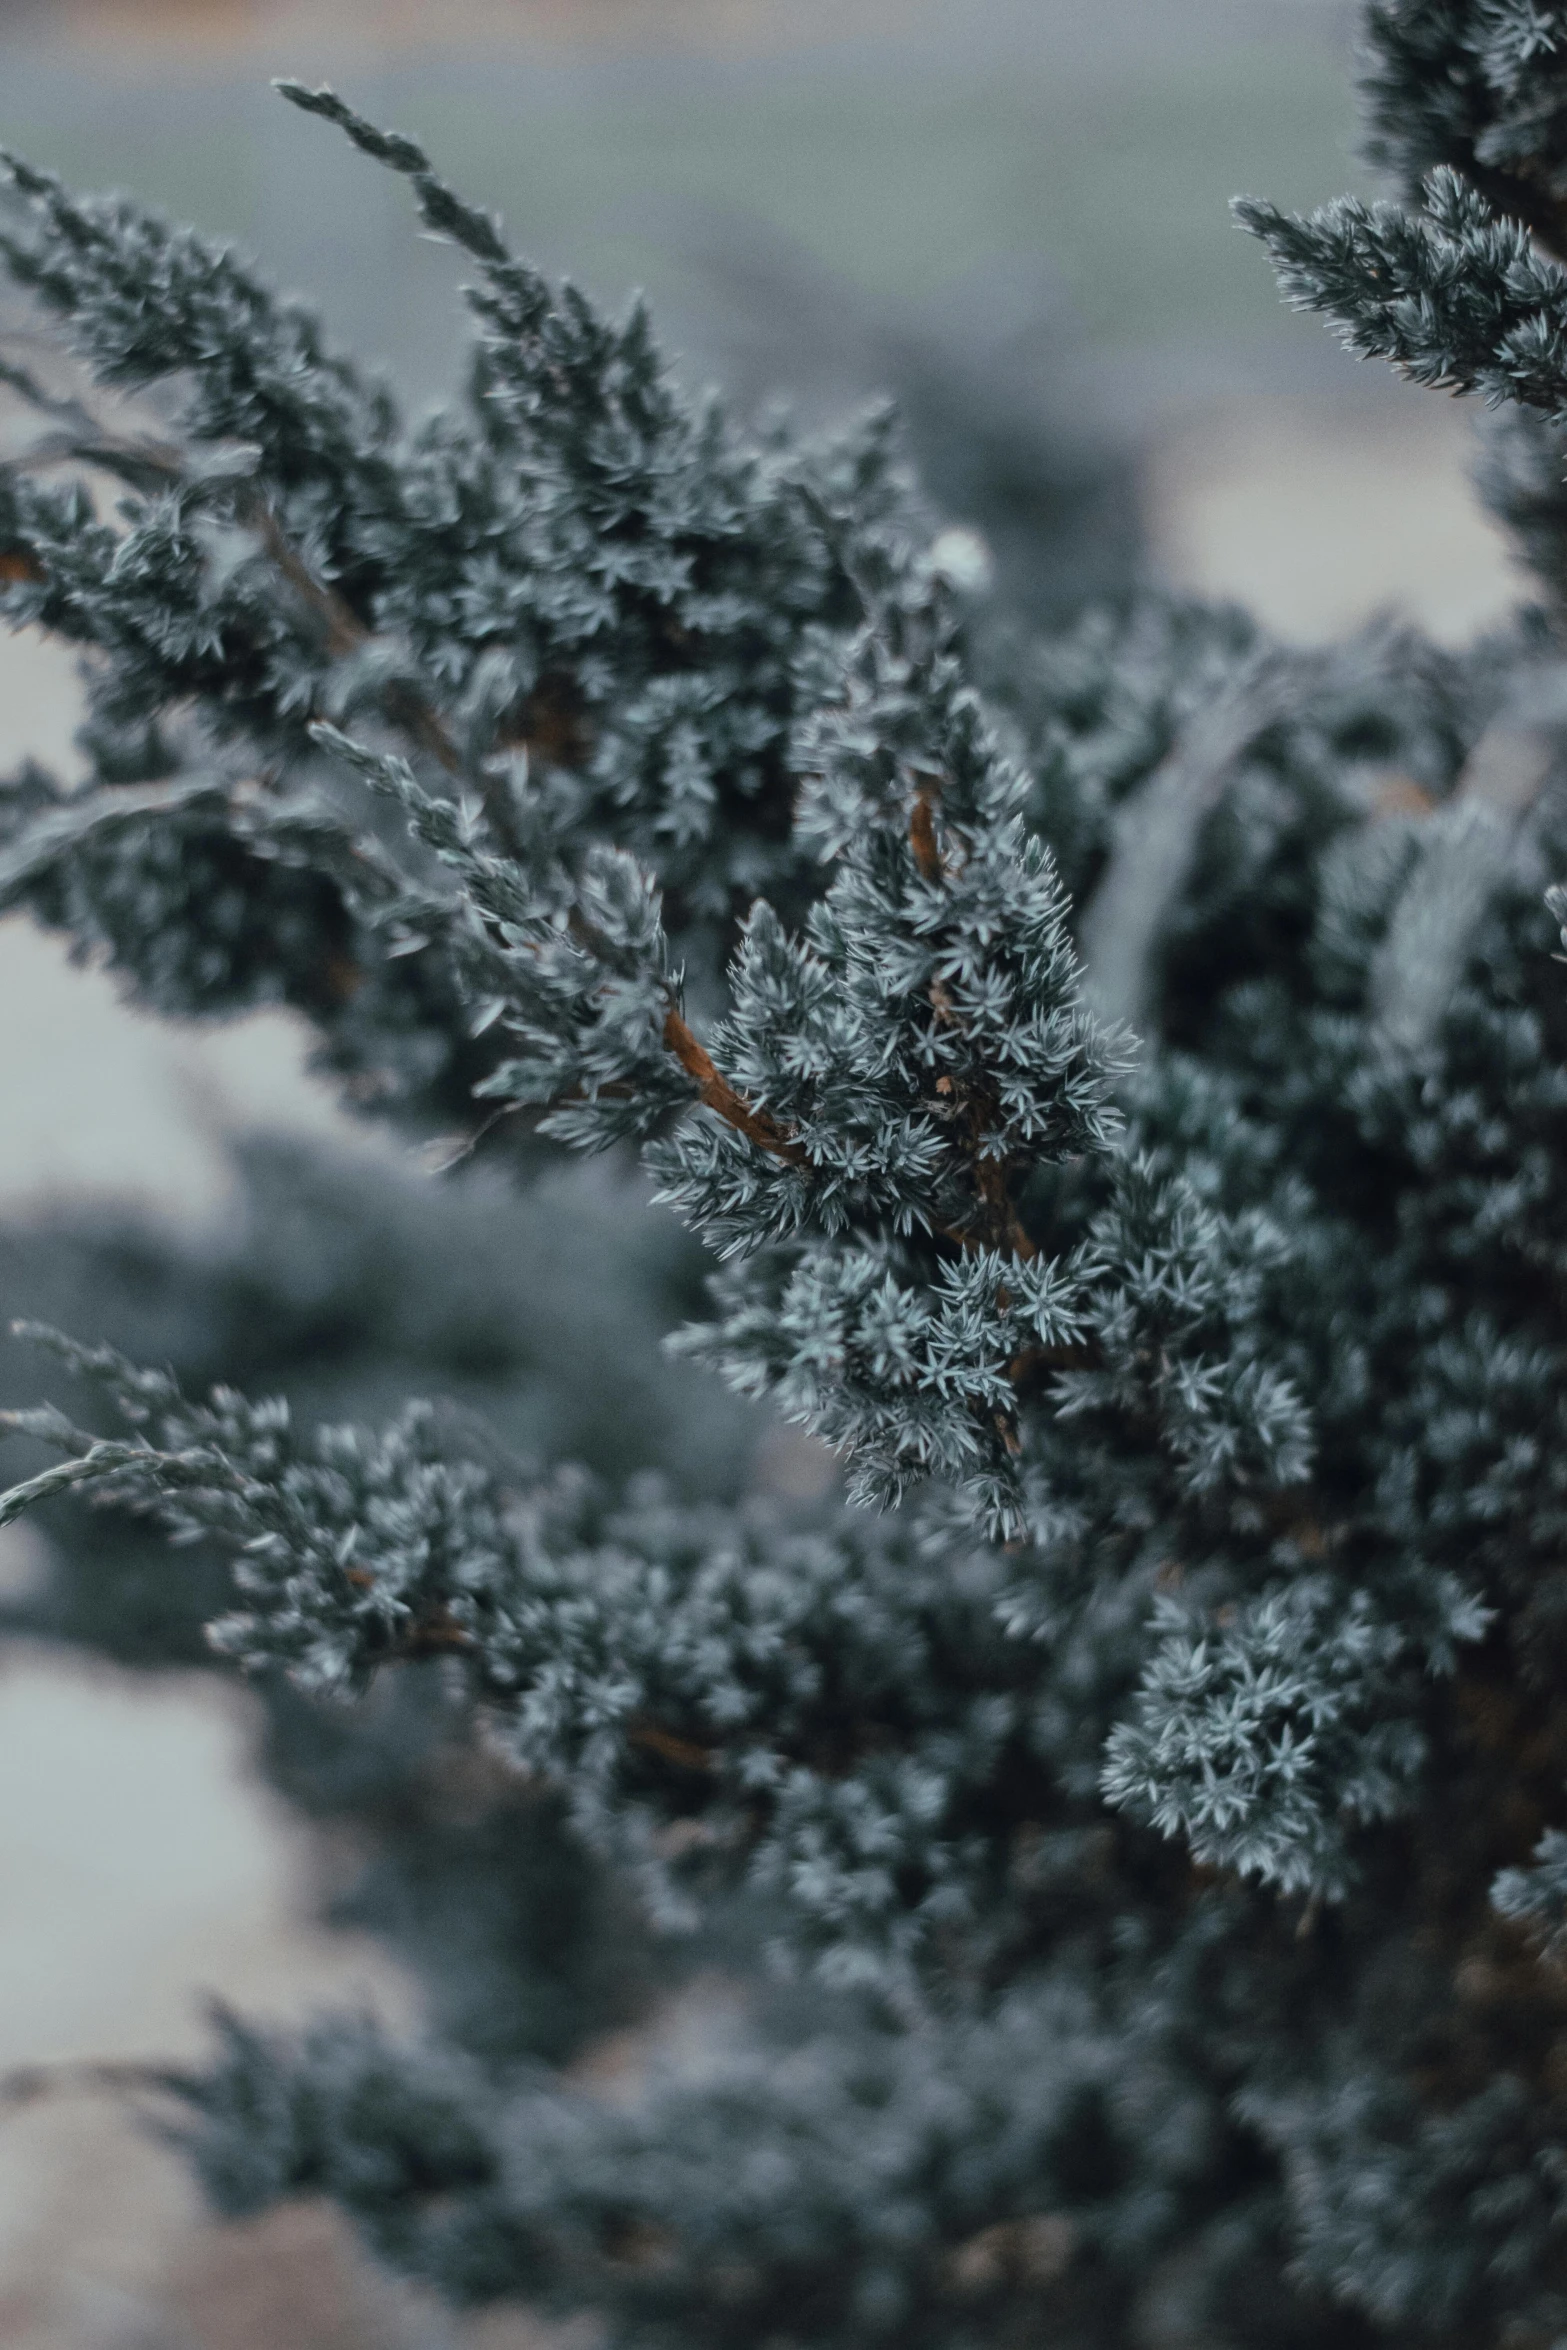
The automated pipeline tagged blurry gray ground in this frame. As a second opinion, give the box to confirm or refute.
[0,2,1525,2343]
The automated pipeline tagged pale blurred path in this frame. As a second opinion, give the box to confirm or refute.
[0,626,388,1230]
[0,616,464,2349]
[1150,392,1521,645]
[0,1643,428,2350]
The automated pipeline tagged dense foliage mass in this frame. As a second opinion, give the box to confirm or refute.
[12,8,1567,2343]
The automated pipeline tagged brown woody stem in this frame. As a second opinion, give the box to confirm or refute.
[910,786,942,883]
[627,1717,717,1773]
[0,544,43,585]
[661,1006,806,1164]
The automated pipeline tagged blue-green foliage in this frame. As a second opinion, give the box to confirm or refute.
[0,89,912,1135]
[1102,1577,1482,1898]
[13,14,1567,2343]
[655,590,1126,1523]
[1360,1,1567,229]
[165,1981,1252,2350]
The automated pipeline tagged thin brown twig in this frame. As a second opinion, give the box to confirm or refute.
[627,1717,718,1773]
[910,783,943,883]
[661,1005,807,1165]
[248,502,366,664]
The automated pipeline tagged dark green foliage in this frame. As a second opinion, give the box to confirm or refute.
[15,16,1567,2345]
[0,1136,741,2072]
[0,90,916,1145]
[165,1970,1346,2350]
[1360,1,1567,245]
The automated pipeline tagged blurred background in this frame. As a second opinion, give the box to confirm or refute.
[0,2,1528,2345]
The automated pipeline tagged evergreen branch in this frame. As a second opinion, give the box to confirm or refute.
[1236,170,1567,416]
[158,1999,1154,2342]
[1101,1577,1485,1898]
[0,1432,158,1526]
[0,772,238,900]
[1370,693,1562,1050]
[0,1323,1062,1973]
[274,83,514,273]
[0,88,923,1145]
[6,33,1567,2336]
